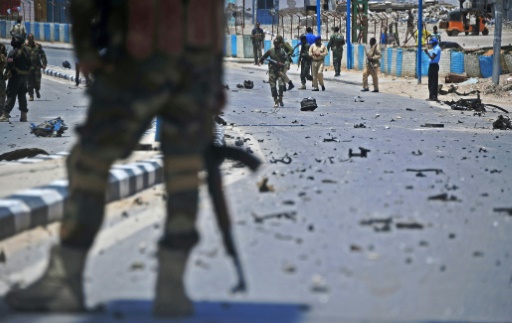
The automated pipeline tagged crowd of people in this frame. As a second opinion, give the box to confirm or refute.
[252,23,442,106]
[0,16,47,123]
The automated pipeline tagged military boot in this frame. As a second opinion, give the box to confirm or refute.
[5,245,87,312]
[36,89,41,98]
[0,112,9,122]
[288,81,295,91]
[278,96,284,107]
[20,112,27,122]
[29,95,34,101]
[299,84,306,90]
[273,97,279,108]
[153,248,194,317]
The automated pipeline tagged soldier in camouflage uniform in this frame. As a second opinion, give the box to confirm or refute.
[297,35,312,90]
[5,0,226,317]
[274,35,294,91]
[326,26,345,77]
[0,34,32,122]
[260,39,288,107]
[25,34,47,101]
[0,43,7,116]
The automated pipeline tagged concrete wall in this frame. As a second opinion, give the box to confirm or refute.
[0,20,71,43]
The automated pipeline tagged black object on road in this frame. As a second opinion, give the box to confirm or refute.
[492,115,512,130]
[300,97,317,111]
[421,123,445,128]
[29,117,68,137]
[0,148,49,161]
[349,147,371,158]
[62,60,71,69]
[243,80,254,89]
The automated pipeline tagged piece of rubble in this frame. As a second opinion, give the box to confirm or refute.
[311,275,329,293]
[349,147,371,158]
[354,123,366,128]
[0,148,49,161]
[492,115,512,130]
[257,177,274,193]
[360,218,392,232]
[421,123,444,128]
[396,221,424,230]
[428,193,460,202]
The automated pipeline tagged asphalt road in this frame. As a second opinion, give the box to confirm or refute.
[0,65,511,322]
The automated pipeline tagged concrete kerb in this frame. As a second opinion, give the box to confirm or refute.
[44,65,86,85]
[0,156,164,241]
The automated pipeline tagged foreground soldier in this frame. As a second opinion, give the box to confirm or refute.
[275,35,295,91]
[0,34,31,122]
[5,0,226,317]
[361,37,381,93]
[260,39,288,107]
[0,43,7,117]
[327,26,345,77]
[26,34,47,101]
[297,35,312,90]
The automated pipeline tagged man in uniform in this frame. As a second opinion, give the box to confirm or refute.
[297,35,312,90]
[361,37,381,93]
[25,34,47,101]
[260,39,288,107]
[0,43,7,118]
[10,16,26,40]
[0,33,31,122]
[251,22,264,65]
[275,35,294,91]
[424,38,441,101]
[308,36,327,91]
[326,26,345,77]
[5,0,227,318]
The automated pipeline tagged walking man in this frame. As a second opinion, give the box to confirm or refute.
[298,35,312,90]
[424,38,441,101]
[309,36,327,91]
[10,16,26,40]
[305,27,316,45]
[361,37,381,93]
[414,23,431,46]
[251,22,264,65]
[404,10,414,45]
[327,26,345,77]
[5,0,229,318]
[0,33,31,122]
[26,34,47,101]
[260,39,288,107]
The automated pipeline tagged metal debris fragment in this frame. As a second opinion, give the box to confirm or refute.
[252,211,297,223]
[428,193,460,202]
[421,123,445,128]
[349,147,371,158]
[396,221,424,230]
[258,177,275,193]
[354,123,366,128]
[494,207,512,216]
[360,218,392,232]
[406,168,443,176]
[270,154,292,164]
[492,115,512,130]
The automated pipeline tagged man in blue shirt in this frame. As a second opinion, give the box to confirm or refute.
[424,38,441,101]
[305,27,316,45]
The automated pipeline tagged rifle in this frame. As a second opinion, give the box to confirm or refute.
[265,57,285,67]
[204,144,262,293]
[364,46,377,74]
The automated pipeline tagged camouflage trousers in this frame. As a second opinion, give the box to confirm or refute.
[268,69,285,98]
[5,75,28,114]
[0,79,6,115]
[332,50,343,75]
[61,57,218,253]
[27,68,42,96]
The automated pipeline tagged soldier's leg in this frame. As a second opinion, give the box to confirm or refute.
[300,64,307,88]
[311,61,319,89]
[35,69,42,97]
[305,61,313,81]
[1,78,23,120]
[317,61,325,90]
[5,73,159,312]
[253,45,258,64]
[333,52,340,75]
[269,73,279,107]
[27,70,35,99]
[0,79,6,115]
[18,76,29,121]
[371,67,379,91]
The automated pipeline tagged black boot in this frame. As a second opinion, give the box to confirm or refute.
[288,81,295,91]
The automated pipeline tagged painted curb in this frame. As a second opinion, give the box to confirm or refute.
[43,66,86,85]
[0,156,164,241]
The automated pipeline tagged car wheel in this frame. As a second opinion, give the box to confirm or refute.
[451,30,459,36]
[482,28,489,35]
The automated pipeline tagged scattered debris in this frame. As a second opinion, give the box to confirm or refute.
[438,84,479,96]
[300,97,318,111]
[130,261,145,271]
[350,244,363,252]
[354,96,364,102]
[270,154,292,164]
[406,168,443,176]
[243,80,254,89]
[360,218,392,232]
[258,177,275,193]
[428,193,460,202]
[444,73,470,84]
[494,207,512,216]
[310,275,329,293]
[252,211,297,223]
[223,84,230,90]
[30,117,68,137]
[492,115,512,130]
[396,221,424,230]
[0,148,49,161]
[421,123,445,128]
[323,136,338,142]
[349,147,371,158]
[354,123,366,128]
[411,150,423,156]
[473,251,484,257]
[443,93,509,113]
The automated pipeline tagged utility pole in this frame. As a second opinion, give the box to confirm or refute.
[317,0,322,36]
[492,0,503,85]
[347,0,353,69]
[417,0,423,84]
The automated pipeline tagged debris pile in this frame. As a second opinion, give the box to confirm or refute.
[492,115,512,130]
[30,117,68,137]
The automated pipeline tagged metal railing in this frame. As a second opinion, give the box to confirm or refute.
[0,1,70,23]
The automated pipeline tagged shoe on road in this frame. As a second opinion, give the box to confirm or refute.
[312,88,319,91]
[36,90,41,98]
[361,88,369,92]
[321,85,325,91]
[372,90,379,93]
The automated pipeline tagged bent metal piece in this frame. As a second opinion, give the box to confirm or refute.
[349,147,371,158]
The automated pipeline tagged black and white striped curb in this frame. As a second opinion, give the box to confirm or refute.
[43,66,87,85]
[0,156,163,241]
[0,151,69,166]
